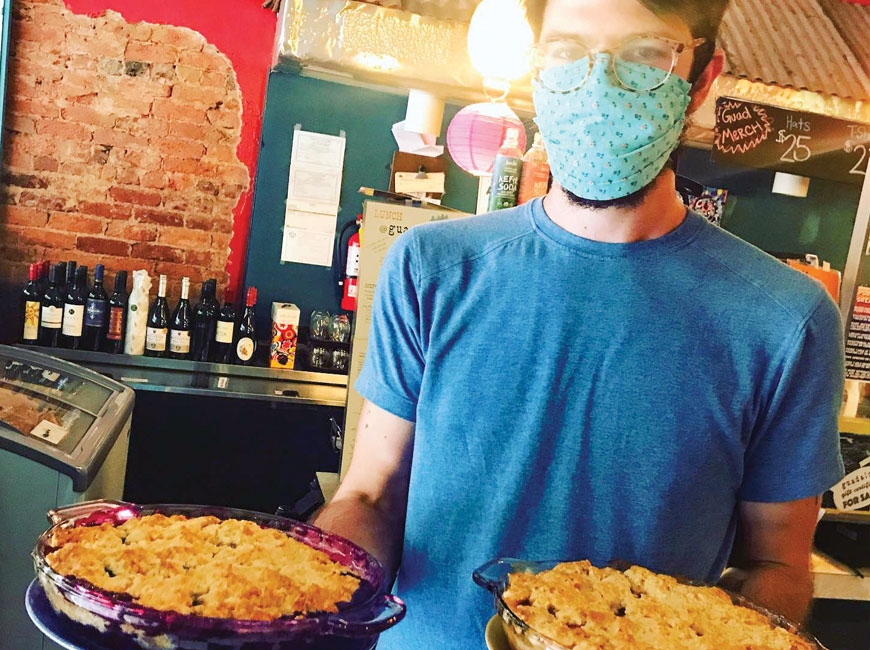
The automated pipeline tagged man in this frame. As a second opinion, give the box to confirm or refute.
[315,1,845,647]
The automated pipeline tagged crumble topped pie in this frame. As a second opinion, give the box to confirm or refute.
[45,513,361,621]
[502,561,815,650]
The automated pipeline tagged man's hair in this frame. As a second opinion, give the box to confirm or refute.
[523,0,729,83]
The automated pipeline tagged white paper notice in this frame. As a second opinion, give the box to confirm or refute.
[281,128,346,266]
[281,210,337,267]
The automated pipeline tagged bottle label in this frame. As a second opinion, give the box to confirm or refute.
[488,155,522,211]
[146,327,168,351]
[107,306,124,340]
[215,320,234,344]
[170,329,191,354]
[62,304,85,337]
[41,305,62,329]
[23,300,40,340]
[236,337,255,361]
[85,298,107,328]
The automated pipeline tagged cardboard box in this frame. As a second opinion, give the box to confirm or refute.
[270,302,300,369]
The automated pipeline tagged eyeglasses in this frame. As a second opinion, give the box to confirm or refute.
[530,34,706,93]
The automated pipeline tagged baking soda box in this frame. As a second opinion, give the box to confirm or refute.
[270,302,301,369]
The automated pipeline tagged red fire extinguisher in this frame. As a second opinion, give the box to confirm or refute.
[340,218,361,312]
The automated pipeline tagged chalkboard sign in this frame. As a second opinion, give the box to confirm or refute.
[712,97,870,185]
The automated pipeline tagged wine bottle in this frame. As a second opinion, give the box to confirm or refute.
[21,263,42,344]
[61,266,88,349]
[38,260,50,295]
[83,263,109,351]
[57,261,70,295]
[145,274,169,358]
[190,279,218,362]
[104,270,128,354]
[169,277,193,360]
[39,264,65,347]
[212,287,236,364]
[233,286,257,365]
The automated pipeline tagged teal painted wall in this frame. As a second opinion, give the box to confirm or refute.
[676,147,860,271]
[244,72,535,333]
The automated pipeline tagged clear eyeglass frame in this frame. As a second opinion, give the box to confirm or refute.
[530,34,706,94]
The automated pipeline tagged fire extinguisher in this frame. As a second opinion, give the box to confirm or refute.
[338,216,362,311]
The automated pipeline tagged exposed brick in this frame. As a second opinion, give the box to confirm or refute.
[185,250,213,267]
[7,96,62,119]
[36,119,93,142]
[177,46,225,69]
[128,22,153,41]
[171,83,227,107]
[200,69,229,88]
[206,107,241,132]
[61,105,116,128]
[168,120,209,141]
[131,242,184,263]
[152,98,207,123]
[154,261,207,284]
[92,127,148,148]
[7,113,36,134]
[162,137,206,159]
[105,221,158,242]
[204,143,241,164]
[3,145,34,170]
[33,156,58,172]
[18,191,72,212]
[216,164,250,187]
[7,224,76,250]
[2,205,49,227]
[77,235,131,257]
[151,24,204,51]
[158,226,212,250]
[134,207,184,227]
[48,212,105,234]
[109,186,162,206]
[140,171,168,189]
[125,41,178,64]
[2,172,49,189]
[118,76,172,99]
[98,58,124,76]
[163,156,209,175]
[79,201,133,220]
[175,64,203,84]
[186,213,232,234]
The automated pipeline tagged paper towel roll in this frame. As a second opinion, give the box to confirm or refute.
[405,89,445,136]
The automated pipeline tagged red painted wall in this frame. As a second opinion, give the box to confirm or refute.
[63,0,276,294]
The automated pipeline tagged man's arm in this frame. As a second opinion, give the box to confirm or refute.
[730,495,821,624]
[313,399,415,580]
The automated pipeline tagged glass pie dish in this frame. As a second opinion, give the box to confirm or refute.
[31,499,406,650]
[473,558,828,650]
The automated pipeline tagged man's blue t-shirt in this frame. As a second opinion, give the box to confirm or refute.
[355,199,844,650]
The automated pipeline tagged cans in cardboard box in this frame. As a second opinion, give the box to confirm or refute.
[270,302,300,369]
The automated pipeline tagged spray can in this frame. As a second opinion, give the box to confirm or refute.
[517,132,550,204]
[488,128,523,211]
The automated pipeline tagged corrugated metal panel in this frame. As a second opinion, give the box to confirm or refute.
[719,0,870,100]
[818,0,870,77]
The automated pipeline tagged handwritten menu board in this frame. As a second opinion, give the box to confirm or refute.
[712,98,870,185]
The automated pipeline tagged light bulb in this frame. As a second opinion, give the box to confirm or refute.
[467,0,534,83]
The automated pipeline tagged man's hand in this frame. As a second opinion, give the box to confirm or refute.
[731,496,822,624]
[313,400,415,580]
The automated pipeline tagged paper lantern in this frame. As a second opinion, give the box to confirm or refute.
[446,101,527,176]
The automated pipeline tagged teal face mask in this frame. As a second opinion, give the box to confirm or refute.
[533,54,692,201]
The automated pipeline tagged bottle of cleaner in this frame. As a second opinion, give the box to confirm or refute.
[488,128,523,212]
[517,132,550,204]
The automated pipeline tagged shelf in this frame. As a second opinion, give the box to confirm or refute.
[16,346,348,408]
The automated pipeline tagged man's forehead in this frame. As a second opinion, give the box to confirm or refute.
[541,0,692,42]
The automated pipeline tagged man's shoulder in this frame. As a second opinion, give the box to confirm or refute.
[690,214,834,322]
[404,203,535,272]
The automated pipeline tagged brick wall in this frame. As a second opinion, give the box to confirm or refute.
[0,0,250,309]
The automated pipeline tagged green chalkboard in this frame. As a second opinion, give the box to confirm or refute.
[243,71,535,334]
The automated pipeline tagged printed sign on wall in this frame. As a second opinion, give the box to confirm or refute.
[712,98,870,185]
